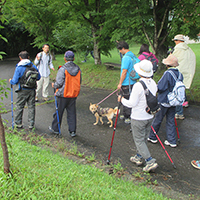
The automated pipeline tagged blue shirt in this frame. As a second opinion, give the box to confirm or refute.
[121,51,140,86]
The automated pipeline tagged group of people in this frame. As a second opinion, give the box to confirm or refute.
[9,34,199,171]
[117,34,197,172]
[9,46,81,138]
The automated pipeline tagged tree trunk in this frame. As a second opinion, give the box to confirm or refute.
[92,25,101,65]
[0,114,12,175]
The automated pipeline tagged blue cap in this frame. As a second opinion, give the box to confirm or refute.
[64,50,74,61]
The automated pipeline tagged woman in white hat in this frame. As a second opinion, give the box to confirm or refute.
[118,59,158,173]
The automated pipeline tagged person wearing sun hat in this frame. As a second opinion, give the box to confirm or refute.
[148,54,183,148]
[172,34,196,114]
[118,59,158,173]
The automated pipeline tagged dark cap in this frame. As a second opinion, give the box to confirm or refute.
[64,50,74,61]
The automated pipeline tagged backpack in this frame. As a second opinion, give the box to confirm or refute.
[140,80,160,115]
[167,70,185,106]
[36,52,51,66]
[19,64,39,89]
[126,54,140,81]
[63,69,81,98]
[142,53,158,73]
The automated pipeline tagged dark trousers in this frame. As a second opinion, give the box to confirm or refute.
[120,85,133,119]
[149,105,177,144]
[52,97,77,133]
[15,89,35,127]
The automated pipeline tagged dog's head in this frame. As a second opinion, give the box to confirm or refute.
[89,103,98,114]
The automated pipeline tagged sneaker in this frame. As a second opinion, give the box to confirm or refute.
[147,138,158,144]
[182,101,189,108]
[81,60,86,63]
[175,114,185,120]
[143,162,158,172]
[15,124,23,129]
[124,118,131,124]
[29,125,34,130]
[119,115,124,120]
[48,126,59,134]
[35,97,39,102]
[164,140,177,148]
[43,97,49,101]
[130,155,143,166]
[191,160,200,170]
[69,131,76,137]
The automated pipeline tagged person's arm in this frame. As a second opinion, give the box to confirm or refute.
[9,67,20,85]
[54,68,65,89]
[49,55,55,71]
[117,69,127,89]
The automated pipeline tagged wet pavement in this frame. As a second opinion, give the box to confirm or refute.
[1,59,200,199]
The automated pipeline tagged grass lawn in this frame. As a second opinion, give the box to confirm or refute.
[51,43,200,102]
[0,132,169,199]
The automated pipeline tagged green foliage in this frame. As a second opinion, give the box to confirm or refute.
[0,133,169,199]
[0,79,10,111]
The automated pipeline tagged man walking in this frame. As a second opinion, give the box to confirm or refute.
[9,51,41,129]
[49,50,81,137]
[172,34,196,119]
[117,41,139,124]
[34,44,55,101]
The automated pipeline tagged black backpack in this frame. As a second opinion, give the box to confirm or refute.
[140,80,160,115]
[142,53,158,73]
[19,64,39,89]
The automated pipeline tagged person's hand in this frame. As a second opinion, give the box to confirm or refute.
[52,67,55,71]
[52,82,54,88]
[9,78,11,83]
[117,83,122,90]
[118,95,122,102]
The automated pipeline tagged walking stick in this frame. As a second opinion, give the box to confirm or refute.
[11,85,14,129]
[54,88,61,134]
[151,125,176,169]
[174,117,180,143]
[107,100,121,165]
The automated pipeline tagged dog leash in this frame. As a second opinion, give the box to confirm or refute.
[97,88,119,105]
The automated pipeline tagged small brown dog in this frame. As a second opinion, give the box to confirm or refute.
[89,103,119,127]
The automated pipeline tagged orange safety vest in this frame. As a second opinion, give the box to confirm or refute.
[63,70,81,98]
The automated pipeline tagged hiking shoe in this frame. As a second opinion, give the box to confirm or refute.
[48,126,59,134]
[182,101,189,108]
[35,97,39,102]
[191,160,200,170]
[147,138,158,144]
[164,140,177,148]
[175,114,185,120]
[130,155,143,166]
[143,162,158,172]
[29,125,34,130]
[119,115,124,120]
[69,131,76,137]
[124,118,131,124]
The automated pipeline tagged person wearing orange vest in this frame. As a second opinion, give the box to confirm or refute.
[49,50,81,137]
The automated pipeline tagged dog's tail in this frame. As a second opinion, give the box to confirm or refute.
[114,107,119,115]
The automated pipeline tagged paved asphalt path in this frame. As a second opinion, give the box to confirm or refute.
[1,58,200,199]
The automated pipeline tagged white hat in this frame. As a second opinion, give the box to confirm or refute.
[134,59,153,78]
[162,54,179,67]
[172,34,185,42]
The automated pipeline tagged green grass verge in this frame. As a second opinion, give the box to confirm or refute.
[51,43,200,102]
[0,132,169,199]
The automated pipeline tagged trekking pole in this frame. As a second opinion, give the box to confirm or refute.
[107,98,121,165]
[54,88,61,135]
[11,85,14,129]
[174,117,180,143]
[97,89,119,105]
[151,125,176,169]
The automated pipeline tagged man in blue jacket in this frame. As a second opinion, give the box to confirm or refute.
[117,41,140,124]
[148,54,183,148]
[9,51,41,130]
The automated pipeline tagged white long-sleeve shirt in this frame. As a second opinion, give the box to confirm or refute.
[122,77,157,120]
[34,52,54,77]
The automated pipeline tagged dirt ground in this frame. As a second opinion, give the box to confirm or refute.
[1,59,200,199]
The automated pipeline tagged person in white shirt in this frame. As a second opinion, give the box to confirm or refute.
[118,59,158,173]
[34,44,55,101]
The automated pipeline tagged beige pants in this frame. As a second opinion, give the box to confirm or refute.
[36,76,49,98]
